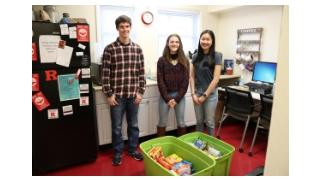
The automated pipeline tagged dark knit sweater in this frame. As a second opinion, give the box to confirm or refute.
[156,56,189,103]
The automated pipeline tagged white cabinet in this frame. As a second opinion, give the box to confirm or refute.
[137,99,150,137]
[93,84,195,145]
[95,103,112,145]
[184,94,197,126]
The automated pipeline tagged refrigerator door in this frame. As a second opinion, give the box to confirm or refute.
[32,67,97,174]
[32,22,91,71]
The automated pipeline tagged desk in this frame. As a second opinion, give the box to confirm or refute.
[219,85,261,100]
[215,85,263,125]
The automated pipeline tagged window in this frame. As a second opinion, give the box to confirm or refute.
[97,5,136,60]
[157,10,199,58]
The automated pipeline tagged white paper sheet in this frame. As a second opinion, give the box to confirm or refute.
[39,35,61,63]
[69,26,77,39]
[78,43,86,50]
[56,45,73,67]
[60,24,69,35]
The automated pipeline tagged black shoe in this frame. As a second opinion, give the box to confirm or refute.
[112,155,122,166]
[128,151,143,161]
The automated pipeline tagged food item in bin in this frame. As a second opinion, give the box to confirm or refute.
[164,154,183,165]
[171,160,192,176]
[148,146,163,159]
[194,139,207,150]
[207,145,223,158]
[156,156,172,170]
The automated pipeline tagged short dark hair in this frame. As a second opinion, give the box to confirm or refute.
[115,15,132,29]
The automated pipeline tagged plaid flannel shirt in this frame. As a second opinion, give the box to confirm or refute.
[102,38,146,98]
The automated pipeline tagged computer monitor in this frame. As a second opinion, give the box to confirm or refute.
[252,61,277,84]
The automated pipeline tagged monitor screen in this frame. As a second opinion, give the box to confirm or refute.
[252,61,277,84]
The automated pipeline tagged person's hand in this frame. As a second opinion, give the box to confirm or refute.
[134,93,142,105]
[107,94,118,106]
[168,99,177,108]
[198,95,206,104]
[192,94,200,105]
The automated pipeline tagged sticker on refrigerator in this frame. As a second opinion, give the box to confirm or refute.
[81,68,90,78]
[32,74,40,91]
[69,26,77,39]
[57,74,80,101]
[77,25,89,42]
[48,109,59,119]
[32,42,38,61]
[78,43,86,50]
[62,105,73,116]
[60,24,69,35]
[76,52,84,56]
[58,40,66,49]
[79,84,89,94]
[80,96,89,106]
[32,91,50,111]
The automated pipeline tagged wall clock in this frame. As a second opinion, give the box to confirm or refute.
[141,11,154,25]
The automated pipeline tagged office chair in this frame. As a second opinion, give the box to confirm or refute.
[217,87,260,152]
[248,94,273,156]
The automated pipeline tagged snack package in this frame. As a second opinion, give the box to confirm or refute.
[172,161,192,176]
[156,157,172,170]
[194,139,207,150]
[164,154,183,165]
[207,145,223,158]
[148,146,163,159]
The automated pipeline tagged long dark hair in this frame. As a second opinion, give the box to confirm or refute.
[195,29,216,67]
[162,34,189,73]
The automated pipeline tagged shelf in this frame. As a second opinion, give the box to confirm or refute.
[237,40,261,43]
[237,28,263,33]
[237,28,263,61]
[236,50,260,53]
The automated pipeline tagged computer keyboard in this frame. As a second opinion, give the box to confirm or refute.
[245,82,272,90]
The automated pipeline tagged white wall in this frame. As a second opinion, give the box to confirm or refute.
[216,5,283,82]
[264,5,289,175]
[33,5,218,74]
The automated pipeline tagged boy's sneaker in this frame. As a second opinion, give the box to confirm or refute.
[112,154,122,166]
[128,151,143,161]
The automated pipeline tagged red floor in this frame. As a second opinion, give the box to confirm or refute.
[45,119,268,176]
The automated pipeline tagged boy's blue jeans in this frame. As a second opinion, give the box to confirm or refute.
[110,97,139,156]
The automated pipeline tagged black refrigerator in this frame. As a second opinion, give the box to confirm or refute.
[32,22,97,175]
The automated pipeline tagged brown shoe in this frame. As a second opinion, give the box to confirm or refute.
[177,127,187,136]
[157,126,166,137]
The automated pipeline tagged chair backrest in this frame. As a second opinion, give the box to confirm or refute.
[225,87,254,115]
[260,94,273,120]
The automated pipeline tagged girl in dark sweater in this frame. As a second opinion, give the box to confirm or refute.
[156,34,190,136]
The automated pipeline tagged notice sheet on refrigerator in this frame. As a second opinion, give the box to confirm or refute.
[57,74,80,101]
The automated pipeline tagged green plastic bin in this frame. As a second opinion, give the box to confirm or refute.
[140,136,216,176]
[178,132,235,176]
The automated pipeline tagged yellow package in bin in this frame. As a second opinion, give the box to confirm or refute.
[148,146,163,159]
[164,154,183,165]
